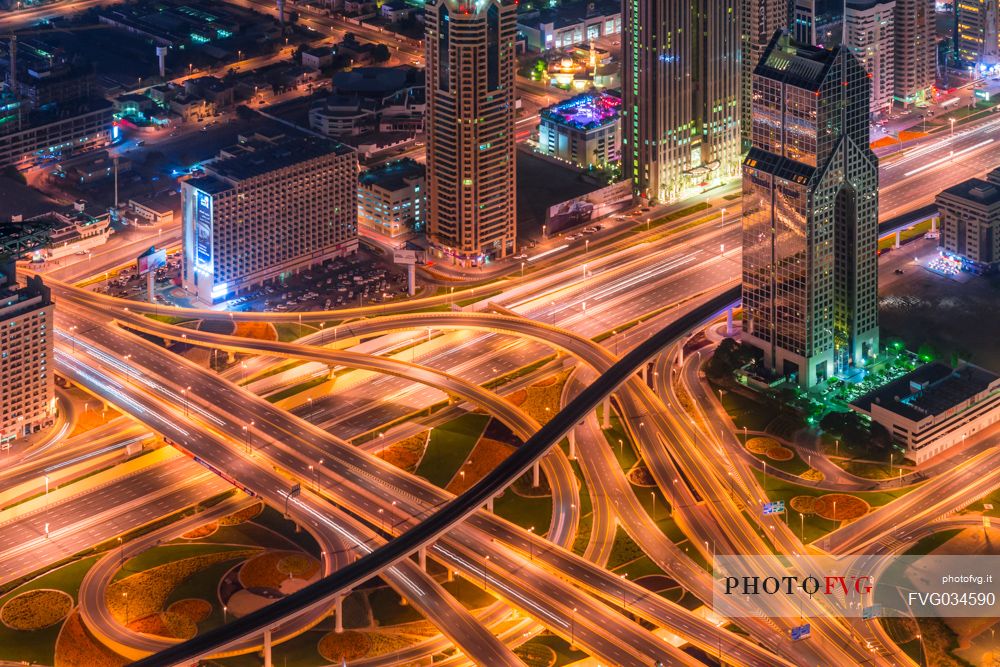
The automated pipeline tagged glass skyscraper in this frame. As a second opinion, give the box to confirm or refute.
[742,31,879,387]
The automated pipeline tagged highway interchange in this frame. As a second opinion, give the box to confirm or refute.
[6,3,1000,662]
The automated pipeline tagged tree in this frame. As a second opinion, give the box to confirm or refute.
[705,337,753,379]
[372,44,391,63]
[2,165,26,185]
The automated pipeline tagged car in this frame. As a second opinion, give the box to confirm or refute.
[894,268,904,274]
[514,253,528,260]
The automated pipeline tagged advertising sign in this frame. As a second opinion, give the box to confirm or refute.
[545,179,633,234]
[136,246,167,276]
[195,190,213,268]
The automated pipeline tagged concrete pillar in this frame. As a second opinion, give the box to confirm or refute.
[486,496,494,512]
[677,345,684,365]
[931,216,938,232]
[335,594,344,633]
[726,308,734,336]
[447,569,454,582]
[263,628,272,667]
[156,46,168,79]
[639,365,647,383]
[894,230,901,248]
[567,429,576,459]
[227,350,236,363]
[602,396,611,428]
[146,271,154,304]
[532,461,540,488]
[418,546,427,572]
[407,264,416,296]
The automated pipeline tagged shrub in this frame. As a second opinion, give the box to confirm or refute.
[55,611,128,667]
[318,630,371,661]
[1,589,72,630]
[219,502,263,526]
[166,598,212,624]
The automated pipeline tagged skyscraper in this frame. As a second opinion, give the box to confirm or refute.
[623,0,741,203]
[0,258,54,446]
[956,0,1000,68]
[893,0,935,106]
[792,0,818,45]
[845,0,896,117]
[424,0,517,266]
[742,0,793,149]
[742,32,879,387]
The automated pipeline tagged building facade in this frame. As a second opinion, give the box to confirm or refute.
[0,259,55,446]
[538,92,621,169]
[742,32,879,388]
[845,0,896,117]
[742,0,792,149]
[851,362,1000,463]
[425,0,517,264]
[936,177,1000,272]
[893,0,935,105]
[624,0,741,203]
[792,0,818,45]
[957,0,1000,68]
[517,0,622,51]
[358,158,425,238]
[0,97,113,169]
[181,131,358,305]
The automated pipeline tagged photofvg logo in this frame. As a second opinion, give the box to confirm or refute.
[712,555,1000,620]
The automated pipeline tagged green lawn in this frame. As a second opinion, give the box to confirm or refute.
[252,507,322,555]
[266,376,328,403]
[115,543,251,580]
[878,219,932,250]
[367,585,424,626]
[494,485,553,535]
[165,557,246,632]
[716,385,780,431]
[189,521,302,551]
[273,322,317,342]
[903,529,962,556]
[414,412,490,487]
[0,556,100,665]
[612,554,665,580]
[523,633,589,667]
[441,577,496,610]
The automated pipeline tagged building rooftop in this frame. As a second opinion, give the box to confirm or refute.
[0,259,51,311]
[939,177,1000,207]
[756,31,839,91]
[520,0,620,29]
[332,66,423,96]
[852,362,1000,422]
[360,158,424,192]
[198,132,352,184]
[541,92,621,130]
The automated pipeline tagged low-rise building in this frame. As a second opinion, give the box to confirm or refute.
[310,67,424,138]
[358,158,424,238]
[301,46,335,70]
[0,258,55,446]
[0,95,113,168]
[936,177,1000,273]
[851,362,1000,463]
[52,151,132,187]
[518,0,621,51]
[181,129,358,304]
[538,92,621,169]
[129,192,178,225]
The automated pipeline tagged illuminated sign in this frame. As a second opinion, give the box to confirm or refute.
[195,190,212,268]
[136,246,167,275]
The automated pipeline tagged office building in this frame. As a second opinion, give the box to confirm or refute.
[358,158,425,239]
[845,0,896,117]
[742,0,792,149]
[793,0,818,45]
[181,130,358,305]
[936,177,1000,272]
[893,0,935,105]
[309,67,425,139]
[0,258,55,446]
[625,0,741,202]
[957,0,1000,68]
[425,0,517,264]
[851,362,1000,463]
[742,32,879,387]
[538,92,621,169]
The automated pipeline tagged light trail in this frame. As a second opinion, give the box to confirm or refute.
[902,138,995,177]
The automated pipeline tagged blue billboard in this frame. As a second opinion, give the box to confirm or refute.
[195,190,212,268]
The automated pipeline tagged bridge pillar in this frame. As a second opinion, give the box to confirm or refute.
[486,496,494,512]
[894,230,901,248]
[532,461,540,488]
[418,545,427,572]
[227,350,235,363]
[335,594,344,633]
[602,396,611,428]
[639,364,647,383]
[567,429,576,460]
[726,308,734,337]
[931,215,938,232]
[263,628,272,667]
[407,264,416,296]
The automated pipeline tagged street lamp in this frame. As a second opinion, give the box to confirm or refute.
[720,207,727,227]
[950,117,956,137]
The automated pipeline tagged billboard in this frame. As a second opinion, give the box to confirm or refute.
[392,249,424,265]
[195,190,213,268]
[545,179,633,234]
[136,246,167,276]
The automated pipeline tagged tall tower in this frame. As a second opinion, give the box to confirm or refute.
[956,0,1000,67]
[623,0,741,203]
[893,0,935,106]
[742,32,879,387]
[425,0,517,266]
[741,0,792,149]
[792,0,818,45]
[845,0,896,118]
